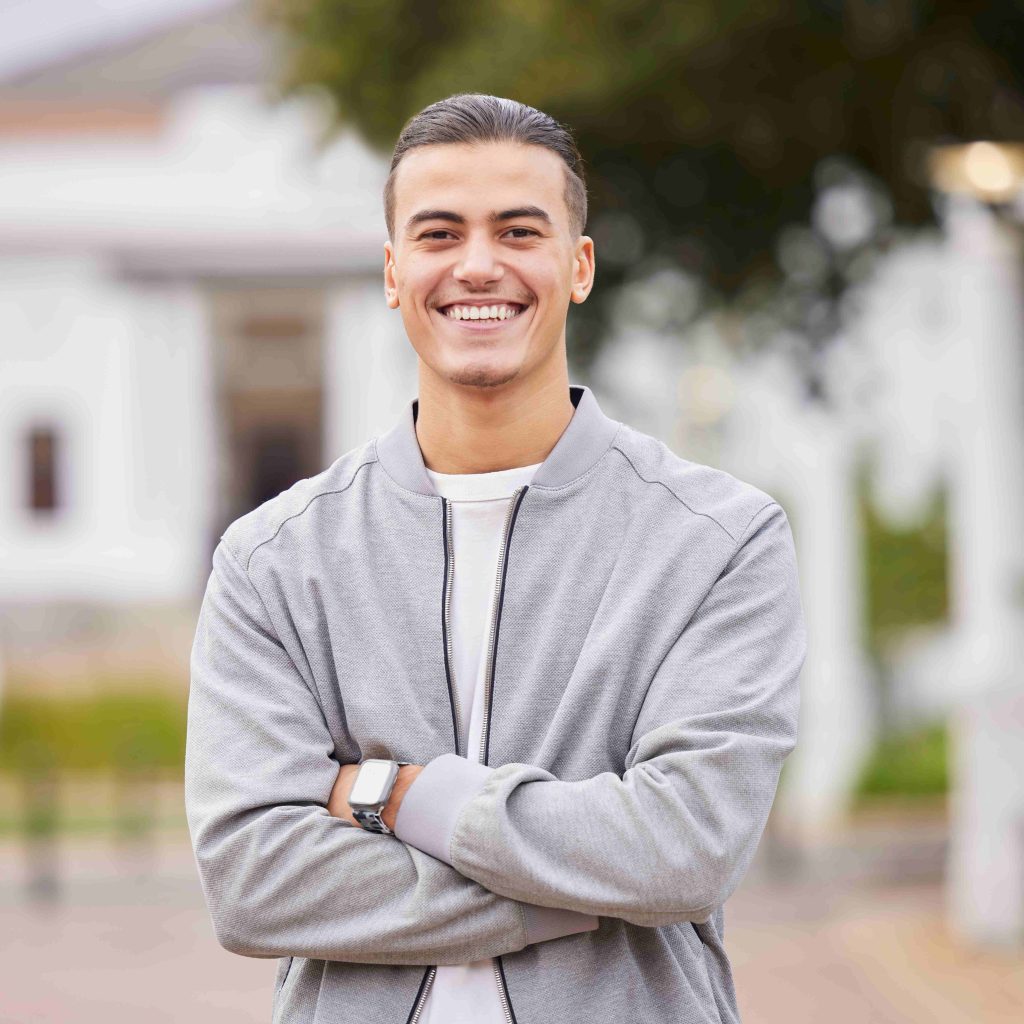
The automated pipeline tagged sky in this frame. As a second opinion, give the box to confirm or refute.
[0,0,237,78]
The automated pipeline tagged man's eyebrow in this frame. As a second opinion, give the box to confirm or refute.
[403,205,553,232]
[405,209,466,230]
[491,206,551,224]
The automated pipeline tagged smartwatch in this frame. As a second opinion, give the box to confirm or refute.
[347,758,411,834]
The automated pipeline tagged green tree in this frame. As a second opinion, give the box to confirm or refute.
[264,0,1024,383]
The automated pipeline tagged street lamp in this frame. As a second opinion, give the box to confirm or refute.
[929,141,1024,205]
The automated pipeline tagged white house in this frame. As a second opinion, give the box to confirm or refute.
[0,1,414,681]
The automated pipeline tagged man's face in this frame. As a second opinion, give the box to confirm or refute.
[384,140,595,391]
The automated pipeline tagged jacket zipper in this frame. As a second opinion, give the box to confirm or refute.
[405,965,435,1024]
[478,487,527,766]
[482,486,527,1024]
[442,493,463,757]
[405,487,528,1024]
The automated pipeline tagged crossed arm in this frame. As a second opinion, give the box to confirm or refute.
[327,501,806,928]
[187,501,805,961]
[185,541,595,968]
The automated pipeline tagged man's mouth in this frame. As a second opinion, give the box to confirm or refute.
[436,302,527,322]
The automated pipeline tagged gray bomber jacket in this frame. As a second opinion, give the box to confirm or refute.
[185,383,807,1024]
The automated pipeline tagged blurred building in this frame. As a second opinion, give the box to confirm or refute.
[0,1,412,685]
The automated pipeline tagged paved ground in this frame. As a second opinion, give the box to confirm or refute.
[0,817,1021,1024]
[730,876,1023,1023]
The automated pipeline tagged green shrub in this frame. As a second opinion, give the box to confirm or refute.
[855,720,949,798]
[0,690,187,777]
[860,470,950,661]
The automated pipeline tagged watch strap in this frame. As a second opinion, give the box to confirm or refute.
[353,807,393,834]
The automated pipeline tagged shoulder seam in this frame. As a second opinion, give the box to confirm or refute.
[239,455,377,572]
[609,442,738,542]
[217,535,250,582]
[733,500,780,557]
[215,535,328,708]
[217,539,276,626]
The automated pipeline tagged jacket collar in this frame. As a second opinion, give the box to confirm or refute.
[376,384,620,497]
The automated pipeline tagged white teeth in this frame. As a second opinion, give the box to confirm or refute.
[444,304,522,321]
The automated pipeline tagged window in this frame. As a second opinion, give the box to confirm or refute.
[27,426,60,514]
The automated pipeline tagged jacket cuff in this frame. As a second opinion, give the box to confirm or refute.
[521,903,600,944]
[394,753,495,866]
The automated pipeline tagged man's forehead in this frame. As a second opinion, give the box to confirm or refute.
[393,141,568,219]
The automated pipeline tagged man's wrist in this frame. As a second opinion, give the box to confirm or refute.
[380,764,423,832]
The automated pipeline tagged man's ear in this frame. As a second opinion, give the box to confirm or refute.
[570,235,596,304]
[384,241,400,309]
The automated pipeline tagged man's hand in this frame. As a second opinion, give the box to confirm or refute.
[327,762,424,832]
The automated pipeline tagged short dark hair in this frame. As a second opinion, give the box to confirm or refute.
[384,93,587,239]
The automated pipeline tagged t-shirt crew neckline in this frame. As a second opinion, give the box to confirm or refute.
[424,462,543,502]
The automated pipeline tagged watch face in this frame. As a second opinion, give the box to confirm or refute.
[349,760,396,806]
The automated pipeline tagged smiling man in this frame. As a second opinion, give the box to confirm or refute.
[186,94,807,1024]
[379,104,595,478]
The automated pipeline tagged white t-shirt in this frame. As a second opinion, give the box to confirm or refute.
[417,459,542,1024]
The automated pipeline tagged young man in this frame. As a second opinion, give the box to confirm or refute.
[186,94,807,1024]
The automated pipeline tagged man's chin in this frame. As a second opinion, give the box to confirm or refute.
[444,368,520,391]
[442,362,522,390]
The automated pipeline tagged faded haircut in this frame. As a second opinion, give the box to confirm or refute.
[384,93,588,239]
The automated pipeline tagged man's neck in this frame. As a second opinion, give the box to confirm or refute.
[414,373,576,475]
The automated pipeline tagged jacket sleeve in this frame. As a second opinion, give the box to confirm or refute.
[185,541,598,966]
[394,501,806,928]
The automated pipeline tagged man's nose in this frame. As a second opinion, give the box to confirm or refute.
[453,234,504,287]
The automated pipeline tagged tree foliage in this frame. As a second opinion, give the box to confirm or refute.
[263,0,1024,370]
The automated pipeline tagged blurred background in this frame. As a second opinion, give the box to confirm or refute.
[2,0,1023,1020]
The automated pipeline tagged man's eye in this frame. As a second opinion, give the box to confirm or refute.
[420,230,456,240]
[505,228,538,239]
